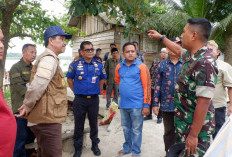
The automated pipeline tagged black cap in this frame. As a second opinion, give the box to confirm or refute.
[96,48,102,51]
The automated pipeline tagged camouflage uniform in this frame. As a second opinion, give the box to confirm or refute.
[174,46,218,157]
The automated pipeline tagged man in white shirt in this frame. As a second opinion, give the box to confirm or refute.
[207,40,232,138]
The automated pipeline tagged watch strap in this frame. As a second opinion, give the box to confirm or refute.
[160,35,166,42]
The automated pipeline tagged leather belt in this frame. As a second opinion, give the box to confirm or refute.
[76,94,98,99]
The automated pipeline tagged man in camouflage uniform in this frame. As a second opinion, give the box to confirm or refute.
[148,18,218,157]
[10,44,37,157]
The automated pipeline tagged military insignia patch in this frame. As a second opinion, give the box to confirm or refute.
[22,71,30,75]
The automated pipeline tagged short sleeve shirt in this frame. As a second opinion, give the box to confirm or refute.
[212,59,232,108]
[174,46,218,138]
[66,58,107,95]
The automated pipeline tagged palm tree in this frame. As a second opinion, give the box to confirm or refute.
[68,0,232,65]
[159,0,232,65]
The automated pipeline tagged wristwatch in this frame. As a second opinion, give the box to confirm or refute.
[160,35,166,42]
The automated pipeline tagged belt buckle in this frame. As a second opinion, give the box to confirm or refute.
[87,96,91,99]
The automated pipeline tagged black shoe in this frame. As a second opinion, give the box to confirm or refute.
[157,118,162,124]
[73,150,82,157]
[144,115,152,120]
[91,145,101,156]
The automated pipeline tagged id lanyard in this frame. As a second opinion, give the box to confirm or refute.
[92,62,99,83]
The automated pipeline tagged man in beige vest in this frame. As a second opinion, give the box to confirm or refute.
[17,26,72,157]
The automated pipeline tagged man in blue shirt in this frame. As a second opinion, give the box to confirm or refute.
[153,38,183,155]
[115,42,151,157]
[66,41,106,157]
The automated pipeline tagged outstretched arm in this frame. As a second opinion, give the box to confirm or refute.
[147,30,182,57]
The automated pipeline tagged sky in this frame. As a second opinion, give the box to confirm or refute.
[7,0,72,56]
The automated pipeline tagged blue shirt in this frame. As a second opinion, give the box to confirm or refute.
[66,58,106,95]
[115,59,151,109]
[153,57,183,112]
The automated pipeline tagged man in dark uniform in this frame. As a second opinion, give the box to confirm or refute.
[67,41,107,157]
[103,43,116,62]
[93,48,103,63]
[10,44,37,157]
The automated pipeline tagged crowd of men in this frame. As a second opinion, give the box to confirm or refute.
[0,17,232,157]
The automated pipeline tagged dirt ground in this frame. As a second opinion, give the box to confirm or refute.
[62,95,166,157]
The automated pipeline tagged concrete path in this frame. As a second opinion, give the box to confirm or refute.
[63,95,165,157]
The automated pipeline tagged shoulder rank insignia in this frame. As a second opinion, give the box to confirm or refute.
[72,58,79,64]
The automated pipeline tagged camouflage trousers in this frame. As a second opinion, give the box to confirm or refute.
[176,132,210,157]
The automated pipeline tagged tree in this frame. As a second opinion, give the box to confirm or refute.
[0,0,77,88]
[160,0,232,65]
[68,0,168,37]
[68,0,232,65]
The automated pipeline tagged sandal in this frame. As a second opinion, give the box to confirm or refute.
[117,150,131,157]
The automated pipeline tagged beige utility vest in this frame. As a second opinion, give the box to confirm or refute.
[27,51,68,124]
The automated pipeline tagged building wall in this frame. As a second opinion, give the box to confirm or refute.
[70,15,162,68]
[143,35,163,68]
[72,30,115,59]
[85,15,112,36]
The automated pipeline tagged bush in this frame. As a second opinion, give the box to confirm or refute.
[3,89,11,101]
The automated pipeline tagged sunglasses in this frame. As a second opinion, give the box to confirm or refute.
[84,48,94,52]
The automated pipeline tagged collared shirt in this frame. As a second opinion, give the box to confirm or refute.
[66,58,107,95]
[10,58,33,113]
[104,58,120,84]
[212,59,232,108]
[153,57,183,112]
[174,46,218,138]
[23,48,58,109]
[150,59,160,90]
[115,58,151,108]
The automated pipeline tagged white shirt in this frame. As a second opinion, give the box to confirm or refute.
[212,59,232,108]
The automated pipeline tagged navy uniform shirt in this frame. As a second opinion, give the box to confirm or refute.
[66,58,107,95]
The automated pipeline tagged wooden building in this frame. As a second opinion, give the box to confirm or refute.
[68,13,163,67]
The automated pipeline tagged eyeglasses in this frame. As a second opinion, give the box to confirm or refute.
[84,48,94,52]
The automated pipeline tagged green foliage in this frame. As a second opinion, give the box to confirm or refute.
[68,0,232,45]
[3,89,11,101]
[69,0,169,37]
[175,0,232,50]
